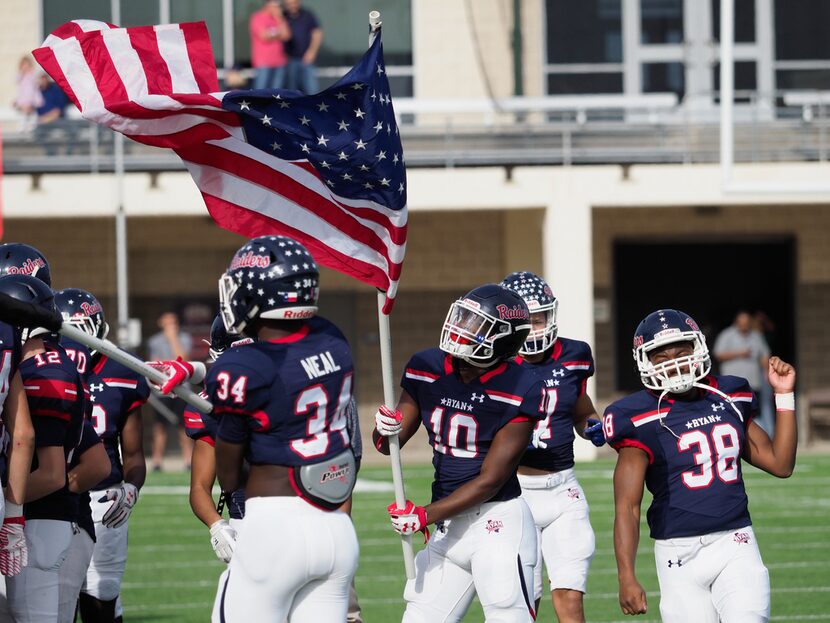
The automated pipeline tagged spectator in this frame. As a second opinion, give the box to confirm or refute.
[34,73,75,155]
[12,56,43,130]
[713,310,773,433]
[283,0,323,94]
[249,0,291,91]
[147,312,193,471]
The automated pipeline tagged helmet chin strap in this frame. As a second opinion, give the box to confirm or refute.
[657,380,744,440]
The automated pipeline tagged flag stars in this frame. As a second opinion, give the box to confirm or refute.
[380,178,390,187]
[335,92,347,100]
[354,139,367,150]
[398,183,405,193]
[376,150,386,161]
[377,63,385,75]
[338,150,349,161]
[292,265,300,271]
[392,153,399,164]
[359,164,370,172]
[351,83,364,90]
[326,179,335,187]
[261,114,272,126]
[246,283,254,291]
[342,172,353,181]
[257,289,264,295]
[317,135,329,146]
[337,120,350,131]
[320,160,331,168]
[299,115,311,126]
[316,102,330,112]
[370,91,377,101]
[239,100,251,111]
[363,182,374,189]
[278,100,290,108]
[300,143,311,153]
[271,142,282,151]
[285,250,293,256]
[354,108,366,119]
[373,121,384,133]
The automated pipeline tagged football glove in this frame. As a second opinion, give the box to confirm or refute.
[99,483,139,529]
[146,358,206,394]
[584,419,606,447]
[209,519,237,563]
[387,500,429,542]
[374,405,403,437]
[530,423,549,449]
[0,502,27,577]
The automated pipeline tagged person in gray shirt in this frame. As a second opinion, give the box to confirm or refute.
[147,312,193,471]
[713,310,772,432]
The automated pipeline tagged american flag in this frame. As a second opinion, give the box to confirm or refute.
[33,20,407,312]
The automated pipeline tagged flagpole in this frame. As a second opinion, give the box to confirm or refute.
[370,10,415,581]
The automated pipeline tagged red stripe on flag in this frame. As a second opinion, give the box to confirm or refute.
[78,30,130,112]
[179,22,219,93]
[129,26,173,96]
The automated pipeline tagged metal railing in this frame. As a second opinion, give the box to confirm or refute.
[2,90,830,173]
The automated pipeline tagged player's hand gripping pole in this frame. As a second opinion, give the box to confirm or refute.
[60,323,212,413]
[377,289,416,580]
[0,289,211,412]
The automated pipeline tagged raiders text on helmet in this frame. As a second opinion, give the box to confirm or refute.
[0,243,52,286]
[219,236,319,335]
[440,284,532,367]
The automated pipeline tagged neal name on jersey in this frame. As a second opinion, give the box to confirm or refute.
[604,375,757,540]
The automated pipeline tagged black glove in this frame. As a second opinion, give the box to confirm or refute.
[0,291,62,331]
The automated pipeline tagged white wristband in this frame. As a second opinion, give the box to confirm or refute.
[774,392,795,411]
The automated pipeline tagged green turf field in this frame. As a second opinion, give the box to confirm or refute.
[121,454,830,622]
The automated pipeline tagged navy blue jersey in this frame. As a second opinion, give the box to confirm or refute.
[212,317,354,469]
[185,394,246,520]
[20,344,86,522]
[0,322,22,483]
[519,337,594,472]
[604,375,757,540]
[62,338,150,489]
[70,420,102,541]
[401,349,545,504]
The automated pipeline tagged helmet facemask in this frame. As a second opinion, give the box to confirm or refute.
[440,298,513,367]
[219,272,256,335]
[634,331,711,394]
[520,299,559,356]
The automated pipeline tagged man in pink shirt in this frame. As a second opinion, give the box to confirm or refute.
[249,0,292,90]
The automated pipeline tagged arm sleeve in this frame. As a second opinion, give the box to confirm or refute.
[184,394,216,446]
[207,360,271,444]
[399,353,428,405]
[603,404,653,464]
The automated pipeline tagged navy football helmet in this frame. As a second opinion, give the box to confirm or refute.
[219,236,319,335]
[0,274,57,342]
[500,271,559,356]
[206,313,253,362]
[440,284,532,367]
[633,309,711,394]
[0,243,51,286]
[54,288,109,342]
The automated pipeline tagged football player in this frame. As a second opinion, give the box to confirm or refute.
[607,309,797,622]
[501,272,605,623]
[54,288,150,623]
[374,284,544,623]
[0,274,87,621]
[0,244,41,579]
[210,236,359,622]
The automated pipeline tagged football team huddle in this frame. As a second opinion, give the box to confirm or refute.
[0,236,797,623]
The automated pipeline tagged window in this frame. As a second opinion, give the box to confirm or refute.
[547,0,622,63]
[171,0,225,66]
[43,0,110,36]
[776,69,830,90]
[640,0,683,45]
[642,62,685,98]
[713,61,757,102]
[711,0,756,43]
[774,0,830,60]
[547,73,623,95]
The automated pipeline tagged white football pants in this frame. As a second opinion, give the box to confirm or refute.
[402,496,538,623]
[655,525,770,623]
[215,497,358,623]
[518,468,595,599]
[82,490,130,601]
[58,526,94,622]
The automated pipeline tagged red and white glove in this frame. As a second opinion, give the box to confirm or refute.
[98,483,139,529]
[146,358,206,394]
[374,405,403,437]
[387,500,429,542]
[0,502,27,577]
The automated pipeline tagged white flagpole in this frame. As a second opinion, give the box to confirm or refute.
[370,11,416,581]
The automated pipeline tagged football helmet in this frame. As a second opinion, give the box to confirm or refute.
[440,284,531,367]
[219,236,319,335]
[500,271,559,356]
[0,243,51,286]
[54,288,109,342]
[206,313,252,362]
[633,309,711,394]
[0,274,57,342]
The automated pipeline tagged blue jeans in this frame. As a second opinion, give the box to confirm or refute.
[286,59,319,94]
[253,66,287,91]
